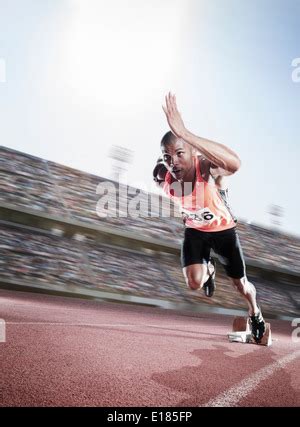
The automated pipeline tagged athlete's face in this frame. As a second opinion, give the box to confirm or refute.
[161,139,194,182]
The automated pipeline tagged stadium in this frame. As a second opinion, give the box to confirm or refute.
[1,0,300,411]
[1,146,299,407]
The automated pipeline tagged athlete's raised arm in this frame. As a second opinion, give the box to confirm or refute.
[162,92,241,174]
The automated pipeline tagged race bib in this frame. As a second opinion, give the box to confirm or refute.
[180,207,215,223]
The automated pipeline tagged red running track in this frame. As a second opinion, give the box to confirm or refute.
[0,288,299,407]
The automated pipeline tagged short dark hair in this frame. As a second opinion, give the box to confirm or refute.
[160,131,177,148]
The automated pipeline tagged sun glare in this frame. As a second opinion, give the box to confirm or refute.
[62,0,188,107]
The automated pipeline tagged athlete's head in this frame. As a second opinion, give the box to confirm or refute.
[160,131,195,181]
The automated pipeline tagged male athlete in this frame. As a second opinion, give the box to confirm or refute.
[153,92,266,343]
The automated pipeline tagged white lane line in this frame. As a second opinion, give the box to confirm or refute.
[6,322,189,328]
[202,350,300,407]
[5,322,202,331]
[4,322,215,337]
[0,300,92,312]
[6,322,141,327]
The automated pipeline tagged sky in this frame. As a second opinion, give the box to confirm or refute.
[0,0,299,236]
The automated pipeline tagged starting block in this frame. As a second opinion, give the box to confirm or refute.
[227,316,272,346]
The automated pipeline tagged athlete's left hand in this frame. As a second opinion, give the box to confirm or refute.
[162,92,186,138]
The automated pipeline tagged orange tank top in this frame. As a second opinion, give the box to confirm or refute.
[163,157,236,232]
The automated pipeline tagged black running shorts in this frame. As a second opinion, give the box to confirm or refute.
[181,226,245,279]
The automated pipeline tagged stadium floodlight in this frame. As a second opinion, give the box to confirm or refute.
[51,228,64,236]
[109,145,133,182]
[73,233,86,242]
[268,204,284,227]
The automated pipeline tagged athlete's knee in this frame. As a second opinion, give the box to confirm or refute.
[183,265,208,291]
[185,275,200,290]
[231,276,254,295]
[184,271,207,290]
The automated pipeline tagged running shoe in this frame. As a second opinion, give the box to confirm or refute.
[249,307,266,343]
[203,258,216,298]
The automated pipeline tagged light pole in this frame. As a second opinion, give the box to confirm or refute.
[268,204,284,228]
[109,145,133,182]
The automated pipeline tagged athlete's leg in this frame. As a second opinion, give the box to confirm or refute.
[183,262,214,290]
[230,276,259,316]
[211,227,266,341]
[181,228,212,291]
[231,276,266,342]
[211,228,260,315]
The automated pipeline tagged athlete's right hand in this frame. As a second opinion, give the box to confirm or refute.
[162,92,186,139]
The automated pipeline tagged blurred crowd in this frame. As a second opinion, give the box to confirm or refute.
[0,146,300,317]
[0,223,299,317]
[0,147,183,242]
[0,224,182,301]
[1,146,300,273]
[236,221,300,273]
